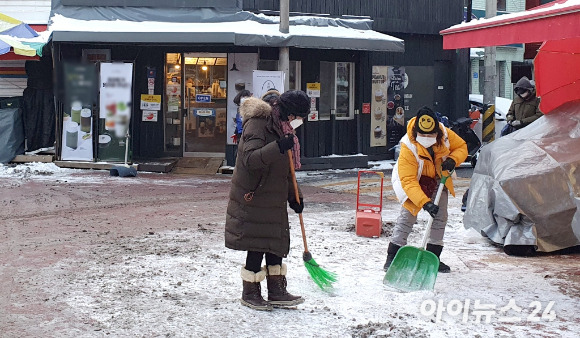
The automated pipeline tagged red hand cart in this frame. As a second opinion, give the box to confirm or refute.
[355,170,384,238]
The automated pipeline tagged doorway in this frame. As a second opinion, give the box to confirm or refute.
[164,52,228,157]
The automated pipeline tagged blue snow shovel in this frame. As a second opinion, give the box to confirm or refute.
[383,172,452,292]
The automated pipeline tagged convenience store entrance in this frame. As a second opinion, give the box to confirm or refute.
[164,53,228,157]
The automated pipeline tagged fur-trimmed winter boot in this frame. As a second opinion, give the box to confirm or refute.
[240,266,272,311]
[426,243,451,273]
[266,264,304,307]
[383,243,402,271]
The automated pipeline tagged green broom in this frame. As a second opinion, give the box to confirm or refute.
[288,150,337,290]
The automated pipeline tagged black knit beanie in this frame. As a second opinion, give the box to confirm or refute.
[279,90,310,119]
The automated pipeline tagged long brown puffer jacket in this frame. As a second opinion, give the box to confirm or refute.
[225,97,299,258]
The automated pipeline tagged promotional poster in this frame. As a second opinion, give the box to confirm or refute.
[61,62,97,161]
[387,66,407,127]
[370,65,408,147]
[98,63,134,162]
[370,66,388,147]
[227,53,258,145]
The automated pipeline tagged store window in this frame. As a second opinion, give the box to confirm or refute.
[257,60,301,91]
[497,0,506,11]
[319,61,355,120]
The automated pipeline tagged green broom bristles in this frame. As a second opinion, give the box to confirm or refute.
[303,252,337,290]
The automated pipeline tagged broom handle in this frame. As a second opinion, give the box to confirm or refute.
[288,150,309,253]
[420,171,453,250]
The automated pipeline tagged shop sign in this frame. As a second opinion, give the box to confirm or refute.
[196,94,212,103]
[308,110,319,121]
[142,110,158,122]
[194,108,215,117]
[362,103,371,114]
[140,94,161,110]
[306,82,321,97]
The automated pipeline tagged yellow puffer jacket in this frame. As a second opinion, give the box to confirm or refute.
[397,117,468,216]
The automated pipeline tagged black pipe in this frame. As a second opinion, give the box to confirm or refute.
[466,0,473,22]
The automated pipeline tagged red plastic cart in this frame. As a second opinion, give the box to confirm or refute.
[355,170,384,238]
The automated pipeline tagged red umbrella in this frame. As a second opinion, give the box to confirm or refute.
[535,37,580,113]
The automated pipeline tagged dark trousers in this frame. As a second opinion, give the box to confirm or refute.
[245,251,283,273]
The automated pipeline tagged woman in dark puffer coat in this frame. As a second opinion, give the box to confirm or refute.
[225,90,310,311]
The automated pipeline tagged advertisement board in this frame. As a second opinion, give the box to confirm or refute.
[61,62,97,161]
[98,63,134,162]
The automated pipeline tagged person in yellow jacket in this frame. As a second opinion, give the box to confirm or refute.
[384,106,468,273]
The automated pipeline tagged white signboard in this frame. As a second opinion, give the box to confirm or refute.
[308,111,319,121]
[142,110,158,122]
[252,70,284,101]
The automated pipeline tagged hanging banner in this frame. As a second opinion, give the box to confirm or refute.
[253,70,284,101]
[61,62,97,161]
[227,53,258,145]
[98,62,134,162]
[370,66,388,147]
[387,66,407,127]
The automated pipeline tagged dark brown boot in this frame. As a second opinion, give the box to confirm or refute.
[266,264,304,307]
[240,266,272,311]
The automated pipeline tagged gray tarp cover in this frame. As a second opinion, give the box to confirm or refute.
[464,101,580,252]
[0,107,25,164]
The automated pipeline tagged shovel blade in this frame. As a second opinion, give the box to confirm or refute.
[383,246,439,292]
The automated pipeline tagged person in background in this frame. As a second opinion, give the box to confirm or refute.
[225,90,310,311]
[385,106,468,273]
[261,88,281,105]
[232,89,251,144]
[506,76,542,131]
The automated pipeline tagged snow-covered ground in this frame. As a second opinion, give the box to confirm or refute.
[0,162,578,337]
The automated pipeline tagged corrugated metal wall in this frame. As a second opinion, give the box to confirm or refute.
[0,60,27,98]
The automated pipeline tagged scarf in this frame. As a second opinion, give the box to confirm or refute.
[271,104,301,170]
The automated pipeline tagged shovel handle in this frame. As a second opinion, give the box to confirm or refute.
[420,170,454,250]
[288,150,309,253]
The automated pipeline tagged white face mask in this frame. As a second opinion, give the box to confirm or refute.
[416,135,437,148]
[290,118,303,129]
[240,97,249,104]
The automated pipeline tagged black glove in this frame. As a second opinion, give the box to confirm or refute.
[423,202,439,218]
[441,158,456,171]
[276,134,295,154]
[289,198,304,214]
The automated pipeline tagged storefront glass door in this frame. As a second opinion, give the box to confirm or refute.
[163,52,227,157]
[183,53,228,156]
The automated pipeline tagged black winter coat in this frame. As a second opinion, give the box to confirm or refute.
[225,97,299,257]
